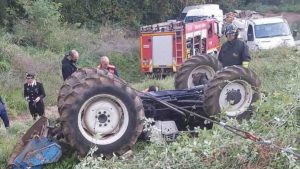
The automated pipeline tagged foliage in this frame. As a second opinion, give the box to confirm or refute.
[11,0,62,49]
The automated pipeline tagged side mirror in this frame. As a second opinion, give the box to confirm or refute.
[293,30,297,38]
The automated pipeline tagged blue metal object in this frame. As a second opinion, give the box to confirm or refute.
[11,136,62,169]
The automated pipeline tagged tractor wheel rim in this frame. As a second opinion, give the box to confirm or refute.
[78,94,129,145]
[219,80,253,117]
[187,65,215,88]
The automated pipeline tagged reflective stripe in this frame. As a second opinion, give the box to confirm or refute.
[242,61,249,68]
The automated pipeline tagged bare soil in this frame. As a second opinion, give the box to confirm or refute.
[9,106,59,124]
[264,12,300,26]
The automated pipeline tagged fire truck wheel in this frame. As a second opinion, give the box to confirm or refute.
[204,66,261,120]
[174,54,222,89]
[58,68,144,157]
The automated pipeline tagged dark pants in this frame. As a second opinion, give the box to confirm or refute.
[28,101,45,118]
[0,109,10,127]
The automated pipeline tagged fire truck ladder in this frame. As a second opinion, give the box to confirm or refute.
[175,31,183,65]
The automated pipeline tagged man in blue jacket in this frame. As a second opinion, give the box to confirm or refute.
[0,96,10,129]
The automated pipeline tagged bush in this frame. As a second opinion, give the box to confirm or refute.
[13,0,62,49]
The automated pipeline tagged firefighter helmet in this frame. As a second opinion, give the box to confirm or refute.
[225,24,238,36]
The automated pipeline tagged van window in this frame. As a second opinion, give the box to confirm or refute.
[254,22,291,38]
[247,25,254,41]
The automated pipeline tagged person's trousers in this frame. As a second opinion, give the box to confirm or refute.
[0,109,10,127]
[29,101,45,118]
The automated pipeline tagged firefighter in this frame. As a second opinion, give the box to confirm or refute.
[24,72,46,120]
[61,49,79,80]
[0,95,10,129]
[98,56,119,77]
[218,24,251,68]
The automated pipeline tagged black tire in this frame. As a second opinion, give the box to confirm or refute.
[204,66,261,120]
[57,68,144,157]
[174,54,222,89]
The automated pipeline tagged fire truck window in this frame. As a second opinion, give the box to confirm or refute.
[214,22,219,35]
[208,23,213,38]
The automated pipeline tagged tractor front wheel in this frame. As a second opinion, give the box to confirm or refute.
[204,66,261,119]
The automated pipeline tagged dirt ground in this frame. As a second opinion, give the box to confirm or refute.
[265,12,300,26]
[9,106,59,124]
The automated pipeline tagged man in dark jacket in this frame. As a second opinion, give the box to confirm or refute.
[61,49,79,80]
[0,96,10,128]
[218,24,251,68]
[24,72,46,120]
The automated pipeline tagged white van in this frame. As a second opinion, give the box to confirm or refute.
[234,17,296,50]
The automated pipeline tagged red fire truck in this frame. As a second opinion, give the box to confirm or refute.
[140,18,221,76]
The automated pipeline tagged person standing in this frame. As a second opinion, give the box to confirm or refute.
[97,56,119,77]
[218,24,251,68]
[61,49,79,80]
[0,95,10,129]
[24,72,46,120]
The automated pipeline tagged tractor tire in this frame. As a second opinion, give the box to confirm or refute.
[204,66,261,120]
[57,68,144,157]
[174,54,222,89]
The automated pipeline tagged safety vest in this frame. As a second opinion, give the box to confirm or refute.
[97,64,117,75]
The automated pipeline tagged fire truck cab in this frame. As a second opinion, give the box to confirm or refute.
[140,18,221,76]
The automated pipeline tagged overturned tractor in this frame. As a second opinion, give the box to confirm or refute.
[8,54,261,168]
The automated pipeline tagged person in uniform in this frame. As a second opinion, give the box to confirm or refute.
[24,72,46,120]
[218,24,251,68]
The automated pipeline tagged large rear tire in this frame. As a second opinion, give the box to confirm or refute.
[204,66,261,119]
[57,68,144,157]
[174,54,222,89]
